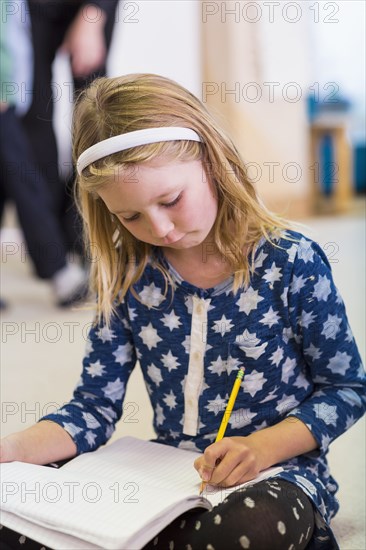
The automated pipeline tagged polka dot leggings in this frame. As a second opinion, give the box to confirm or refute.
[0,480,315,550]
[143,479,315,550]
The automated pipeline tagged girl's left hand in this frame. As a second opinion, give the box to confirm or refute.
[194,436,265,488]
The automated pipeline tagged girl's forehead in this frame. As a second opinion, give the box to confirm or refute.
[113,157,205,182]
[98,158,209,209]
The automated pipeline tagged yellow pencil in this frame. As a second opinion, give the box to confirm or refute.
[199,366,245,495]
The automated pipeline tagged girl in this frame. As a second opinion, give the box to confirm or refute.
[1,74,365,550]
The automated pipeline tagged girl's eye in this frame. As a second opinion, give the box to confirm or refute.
[121,193,182,222]
[163,193,182,208]
[122,213,140,222]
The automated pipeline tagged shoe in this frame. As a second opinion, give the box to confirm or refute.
[52,263,89,307]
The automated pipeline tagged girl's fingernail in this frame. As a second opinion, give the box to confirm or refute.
[201,471,210,481]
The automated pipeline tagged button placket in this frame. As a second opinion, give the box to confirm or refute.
[183,296,209,436]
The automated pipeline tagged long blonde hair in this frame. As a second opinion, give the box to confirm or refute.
[73,73,290,324]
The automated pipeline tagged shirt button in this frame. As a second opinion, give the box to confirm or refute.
[188,399,194,407]
[193,351,201,360]
[196,303,204,314]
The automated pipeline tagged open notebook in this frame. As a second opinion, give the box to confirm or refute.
[0,437,283,549]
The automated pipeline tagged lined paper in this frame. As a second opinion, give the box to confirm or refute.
[0,437,282,549]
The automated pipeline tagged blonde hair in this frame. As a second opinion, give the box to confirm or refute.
[73,73,291,324]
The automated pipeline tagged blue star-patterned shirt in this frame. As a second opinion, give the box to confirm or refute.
[42,231,365,548]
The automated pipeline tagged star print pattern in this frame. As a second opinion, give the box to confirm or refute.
[163,389,177,410]
[112,343,134,365]
[41,230,365,546]
[139,282,165,308]
[321,314,342,340]
[139,323,162,350]
[260,307,280,328]
[236,286,264,315]
[263,262,282,284]
[161,310,182,331]
[161,350,180,372]
[244,370,267,397]
[313,275,331,301]
[96,326,115,343]
[86,360,106,378]
[213,314,234,336]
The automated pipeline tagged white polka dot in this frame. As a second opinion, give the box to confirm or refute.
[292,506,300,520]
[299,533,304,544]
[268,490,278,498]
[180,519,186,529]
[169,541,174,550]
[206,545,215,550]
[244,496,255,508]
[19,536,26,544]
[153,536,158,546]
[239,535,250,548]
[306,524,312,538]
[288,545,295,550]
[268,483,281,491]
[40,548,46,550]
[195,520,201,530]
[186,545,193,550]
[296,497,305,509]
[213,514,222,525]
[277,521,286,535]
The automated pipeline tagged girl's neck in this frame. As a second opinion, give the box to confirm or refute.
[162,244,233,289]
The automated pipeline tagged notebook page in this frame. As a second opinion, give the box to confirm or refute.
[62,436,203,493]
[201,466,284,507]
[63,437,283,506]
[0,443,209,550]
[0,438,283,549]
[0,510,99,550]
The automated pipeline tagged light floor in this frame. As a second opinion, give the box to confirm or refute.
[1,211,365,549]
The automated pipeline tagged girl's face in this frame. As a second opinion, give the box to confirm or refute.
[97,158,218,253]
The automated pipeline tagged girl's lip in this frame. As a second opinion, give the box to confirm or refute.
[162,234,184,245]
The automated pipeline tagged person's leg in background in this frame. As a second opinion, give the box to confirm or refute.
[22,0,118,260]
[61,1,118,256]
[0,105,88,306]
[0,1,88,306]
[21,0,81,243]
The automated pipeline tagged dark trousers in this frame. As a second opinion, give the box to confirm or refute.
[0,107,67,278]
[0,1,117,277]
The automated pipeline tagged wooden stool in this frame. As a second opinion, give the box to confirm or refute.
[309,118,353,214]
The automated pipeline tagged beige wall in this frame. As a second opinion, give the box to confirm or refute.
[201,2,314,218]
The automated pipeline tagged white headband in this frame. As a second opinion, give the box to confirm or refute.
[76,126,202,175]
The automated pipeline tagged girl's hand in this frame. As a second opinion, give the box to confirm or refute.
[194,420,319,488]
[194,436,264,488]
[0,435,25,463]
[0,423,77,465]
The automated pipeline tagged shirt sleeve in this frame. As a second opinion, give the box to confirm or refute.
[39,306,137,454]
[285,238,366,453]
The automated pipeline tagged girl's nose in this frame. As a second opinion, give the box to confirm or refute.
[147,213,174,239]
